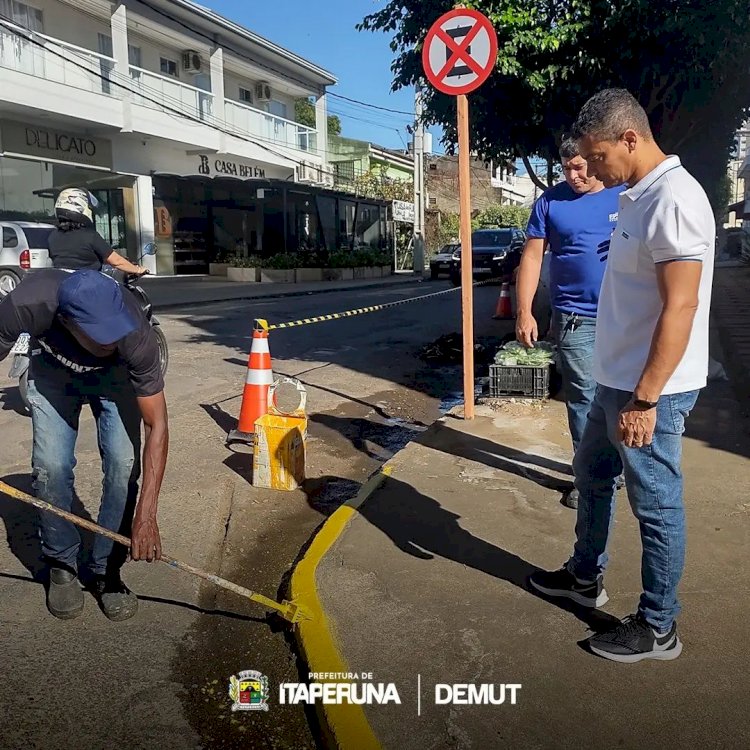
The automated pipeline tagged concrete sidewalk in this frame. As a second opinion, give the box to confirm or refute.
[141,272,421,309]
[305,380,750,748]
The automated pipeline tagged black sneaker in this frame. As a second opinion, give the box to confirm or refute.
[586,613,682,663]
[92,573,138,622]
[529,566,608,608]
[46,564,85,620]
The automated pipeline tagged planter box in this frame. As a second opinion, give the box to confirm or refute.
[364,267,377,279]
[227,267,258,283]
[322,268,343,281]
[209,262,229,277]
[381,265,392,277]
[261,269,296,284]
[352,267,367,280]
[296,268,324,283]
[340,268,354,281]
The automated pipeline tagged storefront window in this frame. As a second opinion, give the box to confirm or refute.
[355,203,381,250]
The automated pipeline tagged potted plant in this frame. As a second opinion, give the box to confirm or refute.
[260,253,297,283]
[325,249,354,281]
[226,255,261,283]
[209,253,230,277]
[294,247,326,283]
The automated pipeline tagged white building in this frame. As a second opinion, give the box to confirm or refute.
[0,0,391,274]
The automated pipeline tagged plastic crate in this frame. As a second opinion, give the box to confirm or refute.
[489,363,551,399]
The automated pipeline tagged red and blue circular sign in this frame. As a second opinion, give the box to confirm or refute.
[422,8,498,96]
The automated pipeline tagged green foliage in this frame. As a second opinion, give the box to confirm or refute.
[353,167,413,201]
[262,253,300,270]
[359,0,750,198]
[294,98,342,136]
[474,205,531,230]
[711,172,734,217]
[226,255,263,268]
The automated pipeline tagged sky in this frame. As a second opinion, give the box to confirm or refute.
[204,0,445,153]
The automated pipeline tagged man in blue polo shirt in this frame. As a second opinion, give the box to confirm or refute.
[516,137,624,508]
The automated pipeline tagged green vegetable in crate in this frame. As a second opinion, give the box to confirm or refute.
[494,340,556,367]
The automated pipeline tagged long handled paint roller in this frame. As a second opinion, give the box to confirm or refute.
[0,480,309,624]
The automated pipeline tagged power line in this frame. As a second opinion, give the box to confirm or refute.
[130,0,416,130]
[328,92,413,117]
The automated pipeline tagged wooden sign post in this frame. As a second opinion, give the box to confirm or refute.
[422,8,498,419]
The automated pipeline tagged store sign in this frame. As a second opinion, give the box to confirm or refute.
[392,200,415,224]
[0,119,113,169]
[197,155,268,179]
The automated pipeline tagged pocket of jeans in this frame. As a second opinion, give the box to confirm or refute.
[667,391,699,434]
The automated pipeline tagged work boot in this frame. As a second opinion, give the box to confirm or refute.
[46,564,85,620]
[92,572,138,622]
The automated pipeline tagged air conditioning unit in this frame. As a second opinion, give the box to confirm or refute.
[182,50,202,74]
[255,81,272,102]
[297,161,319,184]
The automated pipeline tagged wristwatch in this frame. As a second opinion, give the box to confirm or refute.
[633,397,658,410]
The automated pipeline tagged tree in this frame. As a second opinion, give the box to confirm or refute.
[359,0,750,206]
[353,166,413,201]
[294,98,342,136]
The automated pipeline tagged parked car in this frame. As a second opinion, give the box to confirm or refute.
[429,243,459,279]
[0,221,55,296]
[450,227,526,286]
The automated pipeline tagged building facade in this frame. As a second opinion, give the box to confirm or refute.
[329,136,413,193]
[0,0,392,273]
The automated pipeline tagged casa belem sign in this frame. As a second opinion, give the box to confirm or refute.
[392,200,415,224]
[197,154,267,179]
[0,120,113,169]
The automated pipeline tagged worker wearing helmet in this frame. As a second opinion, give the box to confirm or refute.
[49,188,148,275]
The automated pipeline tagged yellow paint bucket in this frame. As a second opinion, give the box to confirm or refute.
[252,378,307,491]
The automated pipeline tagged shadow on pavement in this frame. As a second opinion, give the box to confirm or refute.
[351,476,619,634]
[0,473,99,581]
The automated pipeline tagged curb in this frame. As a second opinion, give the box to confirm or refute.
[289,467,391,750]
[151,277,427,312]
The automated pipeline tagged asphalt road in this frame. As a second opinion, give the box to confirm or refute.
[0,279,514,749]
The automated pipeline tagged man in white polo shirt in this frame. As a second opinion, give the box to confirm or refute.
[529,89,715,663]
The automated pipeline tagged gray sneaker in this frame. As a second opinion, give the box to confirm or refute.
[46,566,85,620]
[93,574,138,622]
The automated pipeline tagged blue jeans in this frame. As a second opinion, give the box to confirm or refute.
[27,353,141,576]
[552,310,597,452]
[567,385,700,631]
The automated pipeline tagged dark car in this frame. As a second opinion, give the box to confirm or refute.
[429,243,459,279]
[450,227,525,286]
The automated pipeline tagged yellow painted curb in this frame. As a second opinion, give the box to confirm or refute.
[290,466,392,750]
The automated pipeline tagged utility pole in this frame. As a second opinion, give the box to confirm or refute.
[413,83,426,277]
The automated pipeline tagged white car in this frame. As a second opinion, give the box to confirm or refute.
[0,221,55,296]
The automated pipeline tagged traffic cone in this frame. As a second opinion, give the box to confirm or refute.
[226,319,273,447]
[493,282,514,320]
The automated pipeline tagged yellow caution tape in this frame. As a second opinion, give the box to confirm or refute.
[268,279,497,332]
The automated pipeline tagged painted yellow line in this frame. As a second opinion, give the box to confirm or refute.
[290,466,392,750]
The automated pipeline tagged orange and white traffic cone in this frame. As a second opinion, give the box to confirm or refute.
[226,318,274,447]
[493,281,514,320]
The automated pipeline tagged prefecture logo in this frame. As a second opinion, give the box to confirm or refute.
[229,670,270,712]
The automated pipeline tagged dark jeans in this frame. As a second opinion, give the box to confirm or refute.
[568,385,700,631]
[27,354,141,576]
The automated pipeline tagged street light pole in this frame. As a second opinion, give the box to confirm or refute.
[413,83,426,277]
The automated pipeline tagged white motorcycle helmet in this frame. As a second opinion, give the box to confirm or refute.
[54,187,97,226]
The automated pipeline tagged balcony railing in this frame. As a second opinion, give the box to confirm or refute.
[0,21,115,96]
[128,65,214,122]
[225,99,317,154]
[0,21,319,156]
